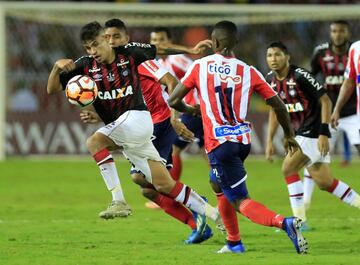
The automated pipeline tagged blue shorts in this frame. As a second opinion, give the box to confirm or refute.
[152,118,177,169]
[173,113,204,149]
[208,141,251,202]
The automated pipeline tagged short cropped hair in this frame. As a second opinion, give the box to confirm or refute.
[152,27,172,40]
[267,41,289,55]
[105,18,128,34]
[331,20,350,28]
[214,20,237,35]
[80,21,103,43]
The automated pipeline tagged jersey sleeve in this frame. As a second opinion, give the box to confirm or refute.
[250,67,277,100]
[295,67,326,98]
[137,60,168,81]
[344,45,356,81]
[181,61,199,90]
[310,49,322,77]
[122,42,157,66]
[59,56,88,90]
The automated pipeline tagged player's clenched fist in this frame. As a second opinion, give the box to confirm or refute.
[54,59,76,73]
[80,110,101,123]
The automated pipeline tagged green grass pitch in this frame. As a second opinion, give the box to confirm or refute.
[1,157,360,265]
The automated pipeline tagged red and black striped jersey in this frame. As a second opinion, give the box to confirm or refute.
[60,43,156,124]
[311,42,356,117]
[266,65,329,139]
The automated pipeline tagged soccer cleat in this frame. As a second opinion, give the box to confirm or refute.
[99,201,132,219]
[283,217,308,254]
[217,242,245,254]
[185,224,213,244]
[145,201,161,210]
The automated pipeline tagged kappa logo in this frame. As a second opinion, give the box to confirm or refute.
[107,73,115,82]
[208,63,242,84]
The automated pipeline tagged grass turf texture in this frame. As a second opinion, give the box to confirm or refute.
[1,157,360,265]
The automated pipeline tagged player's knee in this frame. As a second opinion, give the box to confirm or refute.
[141,188,158,200]
[210,180,222,193]
[86,135,97,152]
[281,163,295,176]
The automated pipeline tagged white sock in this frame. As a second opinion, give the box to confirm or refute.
[171,182,218,221]
[285,174,306,222]
[303,168,315,210]
[98,161,126,202]
[328,179,360,208]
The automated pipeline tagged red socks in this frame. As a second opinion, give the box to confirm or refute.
[154,193,196,230]
[239,199,284,229]
[170,153,182,181]
[216,193,240,241]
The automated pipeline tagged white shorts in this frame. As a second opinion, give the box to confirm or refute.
[295,135,331,167]
[97,110,163,183]
[329,114,360,147]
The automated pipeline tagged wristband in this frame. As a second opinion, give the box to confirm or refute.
[319,123,330,136]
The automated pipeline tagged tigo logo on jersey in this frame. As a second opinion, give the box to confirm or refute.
[97,85,133,100]
[208,63,242,84]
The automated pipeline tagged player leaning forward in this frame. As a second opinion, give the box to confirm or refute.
[46,22,223,229]
[169,20,307,254]
[265,42,360,227]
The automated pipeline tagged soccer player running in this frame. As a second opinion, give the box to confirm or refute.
[150,28,206,186]
[265,41,360,231]
[332,40,360,151]
[47,21,223,242]
[169,21,308,254]
[100,18,211,243]
[304,20,360,210]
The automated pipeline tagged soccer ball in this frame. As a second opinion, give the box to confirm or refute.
[65,75,98,107]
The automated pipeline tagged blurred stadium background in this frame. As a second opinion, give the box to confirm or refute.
[1,2,360,265]
[2,1,360,159]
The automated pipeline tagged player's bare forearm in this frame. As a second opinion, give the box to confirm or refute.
[266,95,294,138]
[157,44,192,55]
[319,94,332,124]
[159,73,178,94]
[47,65,63,94]
[266,108,280,143]
[156,40,211,55]
[333,78,356,114]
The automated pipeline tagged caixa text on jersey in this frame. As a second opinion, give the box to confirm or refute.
[97,85,133,100]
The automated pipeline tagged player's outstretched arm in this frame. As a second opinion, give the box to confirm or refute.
[265,108,279,162]
[155,40,212,55]
[47,59,76,94]
[266,95,298,156]
[331,78,356,128]
[318,94,332,156]
[159,73,195,141]
[168,83,200,117]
